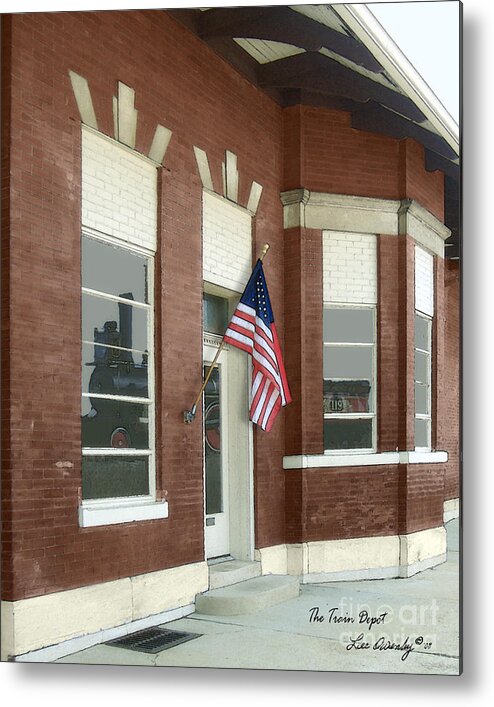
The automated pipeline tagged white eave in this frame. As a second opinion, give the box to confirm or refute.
[333,3,460,157]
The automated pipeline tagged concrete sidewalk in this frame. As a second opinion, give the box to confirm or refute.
[57,519,460,674]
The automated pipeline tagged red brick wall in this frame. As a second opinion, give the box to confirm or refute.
[399,139,444,222]
[285,461,445,544]
[377,232,416,457]
[283,226,323,456]
[443,261,460,500]
[1,15,13,599]
[398,464,445,534]
[282,105,303,190]
[377,235,401,452]
[282,106,444,221]
[398,236,416,451]
[2,9,285,601]
[285,466,400,542]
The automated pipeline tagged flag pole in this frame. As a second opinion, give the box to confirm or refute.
[183,243,270,423]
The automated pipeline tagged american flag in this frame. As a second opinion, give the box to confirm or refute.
[223,259,291,432]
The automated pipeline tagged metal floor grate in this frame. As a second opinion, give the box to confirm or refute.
[105,627,202,654]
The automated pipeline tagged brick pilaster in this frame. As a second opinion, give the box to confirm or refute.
[284,226,323,455]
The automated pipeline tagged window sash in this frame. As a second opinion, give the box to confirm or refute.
[82,286,151,310]
[81,233,155,503]
[414,313,432,450]
[323,305,376,452]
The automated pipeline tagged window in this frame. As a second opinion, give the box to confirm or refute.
[81,234,155,502]
[323,306,376,452]
[203,292,229,336]
[414,312,432,450]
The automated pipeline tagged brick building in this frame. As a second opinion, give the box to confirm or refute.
[1,5,460,661]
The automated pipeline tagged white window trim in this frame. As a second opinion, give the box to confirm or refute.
[323,303,377,454]
[81,232,157,514]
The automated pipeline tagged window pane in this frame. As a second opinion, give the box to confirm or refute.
[323,345,373,379]
[415,382,429,415]
[82,344,149,400]
[82,456,149,500]
[324,418,373,450]
[323,379,373,413]
[82,237,149,303]
[323,308,374,343]
[415,314,430,351]
[82,293,148,354]
[415,418,430,448]
[203,293,229,336]
[204,366,222,514]
[415,350,429,384]
[81,399,150,449]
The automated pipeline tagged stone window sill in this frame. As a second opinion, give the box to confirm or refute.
[79,500,168,528]
[283,451,447,470]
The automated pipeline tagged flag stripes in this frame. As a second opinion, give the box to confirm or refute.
[223,260,291,432]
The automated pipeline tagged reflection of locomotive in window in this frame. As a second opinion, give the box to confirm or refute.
[82,293,149,449]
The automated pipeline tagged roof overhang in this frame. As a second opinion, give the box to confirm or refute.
[168,4,460,259]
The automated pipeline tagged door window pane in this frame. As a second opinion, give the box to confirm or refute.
[204,365,223,515]
[203,293,229,336]
[82,456,149,500]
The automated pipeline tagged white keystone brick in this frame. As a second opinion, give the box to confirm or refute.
[323,231,377,304]
[82,129,157,252]
[203,191,252,293]
[415,245,434,316]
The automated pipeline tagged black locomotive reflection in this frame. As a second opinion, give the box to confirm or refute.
[82,293,149,449]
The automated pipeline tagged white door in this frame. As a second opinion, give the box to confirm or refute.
[203,342,230,559]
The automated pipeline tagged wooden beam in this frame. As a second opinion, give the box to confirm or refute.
[258,53,426,123]
[198,6,383,73]
[351,101,458,161]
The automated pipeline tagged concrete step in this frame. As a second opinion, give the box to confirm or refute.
[195,574,300,616]
[208,560,261,590]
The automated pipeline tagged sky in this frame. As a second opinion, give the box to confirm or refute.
[366,1,461,124]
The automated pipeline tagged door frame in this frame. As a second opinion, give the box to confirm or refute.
[202,331,254,562]
[203,340,229,559]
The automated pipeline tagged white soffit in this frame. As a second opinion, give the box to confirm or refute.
[233,38,306,64]
[290,4,350,35]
